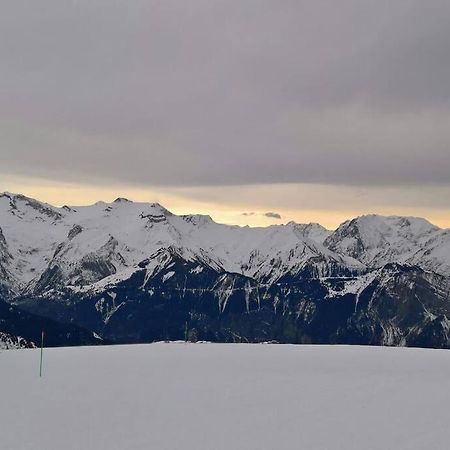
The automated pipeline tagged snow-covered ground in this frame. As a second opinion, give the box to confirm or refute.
[1,343,450,450]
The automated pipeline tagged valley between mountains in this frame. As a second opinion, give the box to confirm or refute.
[1,192,450,349]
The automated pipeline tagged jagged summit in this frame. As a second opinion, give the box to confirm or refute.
[0,191,25,199]
[181,214,215,226]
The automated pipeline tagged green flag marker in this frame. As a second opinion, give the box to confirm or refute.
[39,330,44,377]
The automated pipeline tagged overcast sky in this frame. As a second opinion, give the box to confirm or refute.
[1,1,449,228]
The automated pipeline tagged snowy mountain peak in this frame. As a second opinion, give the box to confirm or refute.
[339,214,439,236]
[325,214,445,270]
[0,192,63,222]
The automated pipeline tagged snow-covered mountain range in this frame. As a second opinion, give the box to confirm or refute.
[1,192,449,292]
[1,192,450,348]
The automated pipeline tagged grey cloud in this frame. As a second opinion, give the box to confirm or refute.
[169,183,450,211]
[0,0,450,188]
[264,212,282,220]
[241,211,280,219]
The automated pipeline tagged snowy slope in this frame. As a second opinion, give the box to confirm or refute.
[0,193,70,291]
[1,343,450,450]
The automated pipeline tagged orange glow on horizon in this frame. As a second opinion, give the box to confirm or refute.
[1,175,450,230]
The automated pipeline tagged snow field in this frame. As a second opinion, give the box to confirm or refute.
[1,343,450,450]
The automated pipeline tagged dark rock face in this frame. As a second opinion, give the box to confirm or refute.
[0,295,103,347]
[68,224,83,240]
[13,255,450,349]
[337,266,450,347]
[0,226,14,294]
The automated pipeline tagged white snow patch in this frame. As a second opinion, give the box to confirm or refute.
[162,271,175,283]
[190,265,204,274]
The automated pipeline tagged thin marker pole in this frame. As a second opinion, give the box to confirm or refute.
[39,330,44,377]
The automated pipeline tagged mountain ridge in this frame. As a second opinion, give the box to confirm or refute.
[1,192,450,348]
[1,192,448,288]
